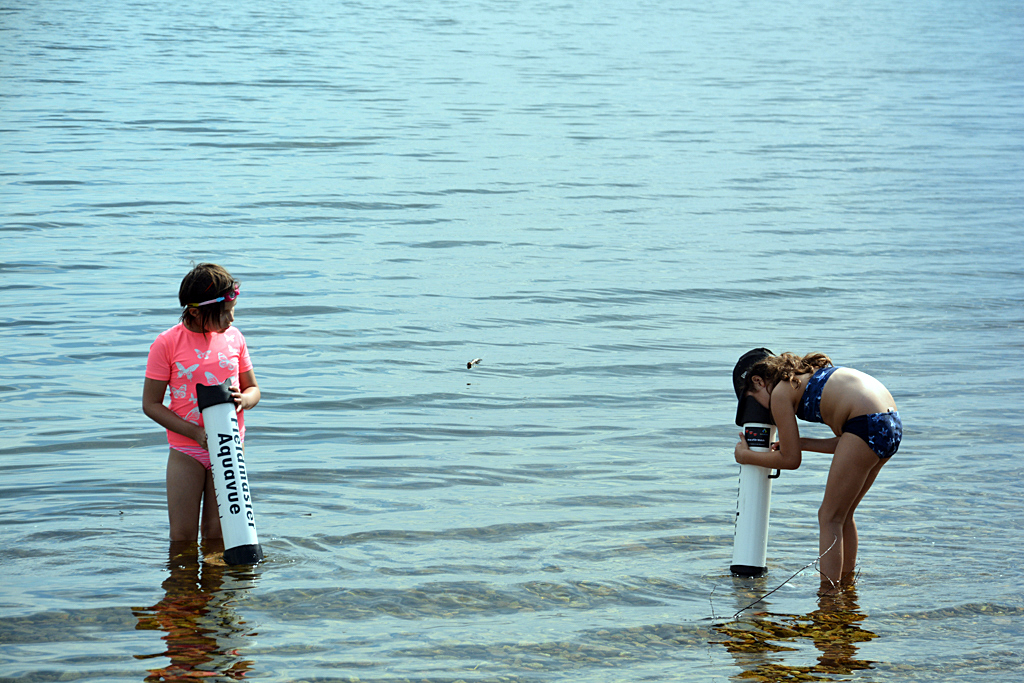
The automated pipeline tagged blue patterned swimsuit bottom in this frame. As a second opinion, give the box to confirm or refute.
[842,411,902,459]
[798,365,902,458]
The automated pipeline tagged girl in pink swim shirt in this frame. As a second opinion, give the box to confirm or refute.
[143,264,261,543]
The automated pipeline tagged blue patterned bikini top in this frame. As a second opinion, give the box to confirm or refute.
[796,365,841,423]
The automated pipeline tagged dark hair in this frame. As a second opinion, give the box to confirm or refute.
[746,352,833,391]
[178,263,237,333]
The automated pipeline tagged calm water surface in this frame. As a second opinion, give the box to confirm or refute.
[2,0,1023,681]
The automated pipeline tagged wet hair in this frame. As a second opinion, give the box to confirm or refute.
[178,263,237,333]
[745,352,833,391]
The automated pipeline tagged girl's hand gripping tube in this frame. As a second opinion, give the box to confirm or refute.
[731,400,777,577]
[196,380,264,566]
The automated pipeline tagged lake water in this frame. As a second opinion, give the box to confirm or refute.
[2,0,1022,680]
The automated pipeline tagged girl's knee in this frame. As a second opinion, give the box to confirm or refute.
[201,509,222,540]
[169,527,199,542]
[818,506,846,527]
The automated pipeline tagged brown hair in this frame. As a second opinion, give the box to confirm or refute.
[746,352,833,391]
[178,263,237,333]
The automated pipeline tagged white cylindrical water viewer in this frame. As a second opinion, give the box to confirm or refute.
[730,347,779,578]
[196,380,264,566]
[730,416,778,577]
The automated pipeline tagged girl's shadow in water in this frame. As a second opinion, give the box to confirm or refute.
[713,586,878,682]
[132,541,259,682]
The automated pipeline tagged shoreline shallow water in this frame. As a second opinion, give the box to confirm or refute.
[3,0,1023,680]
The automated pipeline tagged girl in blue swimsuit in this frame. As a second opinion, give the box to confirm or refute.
[732,350,902,590]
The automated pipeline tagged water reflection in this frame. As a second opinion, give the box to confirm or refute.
[714,586,877,682]
[133,541,258,682]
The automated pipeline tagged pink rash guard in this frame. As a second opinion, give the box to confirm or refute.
[146,323,253,468]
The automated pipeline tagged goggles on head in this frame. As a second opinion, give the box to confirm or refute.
[188,285,240,308]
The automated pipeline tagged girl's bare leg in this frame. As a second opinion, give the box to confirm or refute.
[200,468,223,540]
[839,456,885,581]
[842,516,859,580]
[818,434,886,588]
[166,449,208,542]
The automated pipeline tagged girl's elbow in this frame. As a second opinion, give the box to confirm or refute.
[142,401,162,420]
[780,453,802,470]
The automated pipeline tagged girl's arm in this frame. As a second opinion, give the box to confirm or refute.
[231,369,260,412]
[734,382,803,470]
[142,378,208,450]
[801,436,840,453]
